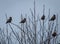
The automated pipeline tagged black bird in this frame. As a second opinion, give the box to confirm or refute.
[41,15,45,20]
[52,32,57,37]
[6,17,12,24]
[20,18,26,23]
[49,14,56,21]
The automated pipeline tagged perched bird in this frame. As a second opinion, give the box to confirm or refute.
[49,14,56,21]
[41,15,45,20]
[6,17,12,24]
[52,32,57,37]
[20,18,26,23]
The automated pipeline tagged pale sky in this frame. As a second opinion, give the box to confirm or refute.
[0,0,60,29]
[0,0,60,44]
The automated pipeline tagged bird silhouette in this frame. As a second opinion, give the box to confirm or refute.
[52,32,57,37]
[6,17,12,24]
[49,14,56,21]
[41,15,45,20]
[20,18,26,23]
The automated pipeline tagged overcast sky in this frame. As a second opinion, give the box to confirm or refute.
[0,0,60,29]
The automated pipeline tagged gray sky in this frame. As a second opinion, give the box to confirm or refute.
[0,0,60,28]
[0,0,60,43]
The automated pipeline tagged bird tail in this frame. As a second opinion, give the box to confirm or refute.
[6,21,8,24]
[19,22,21,23]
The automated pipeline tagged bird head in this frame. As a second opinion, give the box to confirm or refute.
[53,14,56,17]
[10,17,12,20]
[24,18,26,20]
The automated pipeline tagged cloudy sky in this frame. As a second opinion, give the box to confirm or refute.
[0,0,60,29]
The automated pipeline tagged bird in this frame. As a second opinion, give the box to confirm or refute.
[41,15,45,20]
[20,18,26,23]
[49,14,56,21]
[52,32,57,37]
[6,17,12,24]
